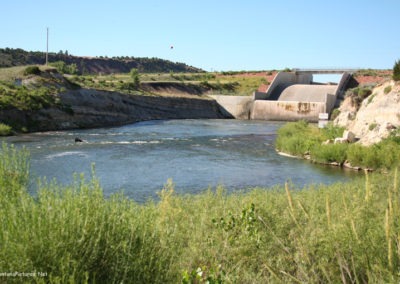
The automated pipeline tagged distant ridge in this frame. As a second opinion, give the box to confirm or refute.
[0,48,204,74]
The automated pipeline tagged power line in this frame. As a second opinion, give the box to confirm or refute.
[46,27,49,65]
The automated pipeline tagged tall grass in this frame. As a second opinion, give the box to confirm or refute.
[1,143,400,283]
[276,121,400,170]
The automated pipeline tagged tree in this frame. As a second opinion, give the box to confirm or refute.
[393,59,400,81]
[50,61,78,75]
[130,68,140,90]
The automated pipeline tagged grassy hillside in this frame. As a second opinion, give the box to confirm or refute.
[0,66,80,133]
[68,71,269,96]
[0,143,399,283]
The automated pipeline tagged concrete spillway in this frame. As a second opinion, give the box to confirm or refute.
[209,71,353,122]
[250,71,352,122]
[278,84,338,102]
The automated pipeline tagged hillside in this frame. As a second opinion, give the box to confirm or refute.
[0,48,203,74]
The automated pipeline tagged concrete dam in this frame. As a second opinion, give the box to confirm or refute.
[211,70,355,122]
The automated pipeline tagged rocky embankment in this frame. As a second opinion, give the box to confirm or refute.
[334,80,400,145]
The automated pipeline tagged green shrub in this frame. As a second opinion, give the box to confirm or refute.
[384,85,392,94]
[358,87,372,99]
[276,121,346,156]
[0,123,12,136]
[367,93,376,104]
[311,143,348,164]
[330,108,341,120]
[321,122,345,139]
[369,123,378,131]
[374,138,400,169]
[275,120,323,155]
[349,145,370,168]
[347,138,400,169]
[346,86,373,109]
[23,65,41,75]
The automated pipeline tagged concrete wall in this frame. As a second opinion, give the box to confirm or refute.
[209,95,253,119]
[253,91,268,100]
[263,72,313,99]
[335,72,351,97]
[325,93,337,114]
[251,100,326,122]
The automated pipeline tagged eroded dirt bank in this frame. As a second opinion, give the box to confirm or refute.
[0,88,227,132]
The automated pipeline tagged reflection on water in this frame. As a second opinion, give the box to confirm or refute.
[3,119,360,202]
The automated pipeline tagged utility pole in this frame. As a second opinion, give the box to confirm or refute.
[46,27,49,66]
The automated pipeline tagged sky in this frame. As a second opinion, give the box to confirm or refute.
[1,0,399,71]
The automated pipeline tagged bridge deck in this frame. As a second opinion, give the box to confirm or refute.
[293,69,359,74]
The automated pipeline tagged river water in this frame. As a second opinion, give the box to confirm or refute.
[4,119,359,202]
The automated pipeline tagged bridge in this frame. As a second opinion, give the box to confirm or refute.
[292,68,359,74]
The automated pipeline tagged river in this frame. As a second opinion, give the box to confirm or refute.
[4,119,359,202]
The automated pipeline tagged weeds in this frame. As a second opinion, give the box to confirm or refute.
[0,143,400,283]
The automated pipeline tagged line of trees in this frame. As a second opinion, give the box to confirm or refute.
[0,48,204,74]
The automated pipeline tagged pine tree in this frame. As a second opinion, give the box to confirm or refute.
[130,68,140,90]
[393,59,400,81]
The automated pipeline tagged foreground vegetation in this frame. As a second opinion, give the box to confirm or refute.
[1,143,400,283]
[276,121,400,170]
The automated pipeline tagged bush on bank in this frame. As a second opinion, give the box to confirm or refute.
[0,123,12,136]
[0,142,400,283]
[276,121,400,170]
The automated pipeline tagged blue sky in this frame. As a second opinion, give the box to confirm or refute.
[2,0,399,71]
